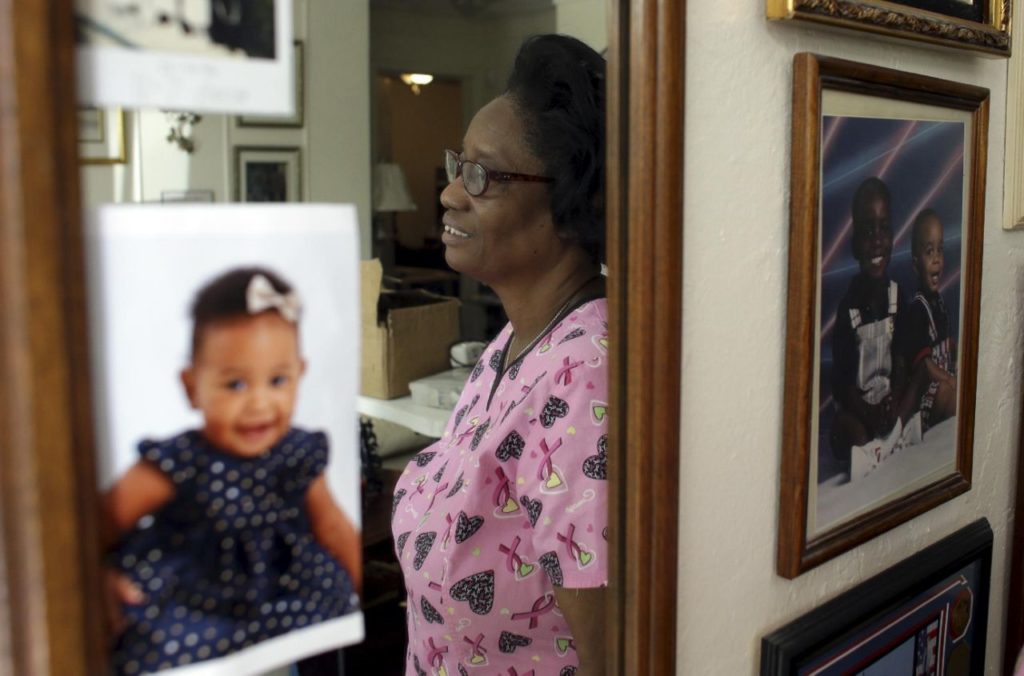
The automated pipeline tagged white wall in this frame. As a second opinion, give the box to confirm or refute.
[305,0,372,259]
[370,5,556,140]
[679,3,1016,674]
[554,0,607,52]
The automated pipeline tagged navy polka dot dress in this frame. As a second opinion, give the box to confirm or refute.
[110,428,358,675]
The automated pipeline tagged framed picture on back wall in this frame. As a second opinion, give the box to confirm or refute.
[777,53,988,578]
[235,146,303,202]
[78,107,126,164]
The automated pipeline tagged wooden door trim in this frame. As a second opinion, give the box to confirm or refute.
[0,0,106,674]
[607,0,684,673]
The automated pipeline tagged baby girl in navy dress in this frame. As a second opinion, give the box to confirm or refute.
[102,267,361,675]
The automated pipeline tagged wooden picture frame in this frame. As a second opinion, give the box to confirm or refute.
[1004,1,1024,230]
[763,519,992,675]
[1003,313,1024,673]
[78,107,126,164]
[159,189,215,203]
[766,0,1012,57]
[0,0,684,674]
[777,53,988,578]
[234,146,303,202]
[236,40,305,128]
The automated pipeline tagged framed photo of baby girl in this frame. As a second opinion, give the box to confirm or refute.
[777,53,989,578]
[84,204,365,673]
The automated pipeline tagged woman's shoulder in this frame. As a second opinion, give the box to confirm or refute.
[549,297,608,357]
[572,296,608,323]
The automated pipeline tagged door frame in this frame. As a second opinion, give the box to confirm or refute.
[0,1,684,673]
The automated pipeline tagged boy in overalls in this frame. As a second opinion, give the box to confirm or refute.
[830,177,909,474]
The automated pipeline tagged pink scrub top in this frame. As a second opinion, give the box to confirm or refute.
[391,298,610,676]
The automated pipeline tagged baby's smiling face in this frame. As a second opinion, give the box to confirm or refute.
[181,312,305,457]
[913,215,944,294]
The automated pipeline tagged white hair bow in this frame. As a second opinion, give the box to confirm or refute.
[246,273,302,323]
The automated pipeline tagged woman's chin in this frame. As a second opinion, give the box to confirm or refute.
[443,248,471,275]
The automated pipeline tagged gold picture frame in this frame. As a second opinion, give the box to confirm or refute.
[78,107,126,165]
[766,0,1012,57]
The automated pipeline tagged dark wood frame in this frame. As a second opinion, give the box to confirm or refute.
[763,518,992,675]
[605,0,684,672]
[0,2,106,674]
[234,145,303,202]
[777,53,988,579]
[766,0,1012,57]
[0,0,683,673]
[1003,371,1024,674]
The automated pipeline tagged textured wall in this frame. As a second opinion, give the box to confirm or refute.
[679,2,1018,674]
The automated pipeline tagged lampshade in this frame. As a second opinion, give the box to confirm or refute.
[373,162,417,213]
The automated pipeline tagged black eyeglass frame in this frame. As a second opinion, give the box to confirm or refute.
[444,149,553,197]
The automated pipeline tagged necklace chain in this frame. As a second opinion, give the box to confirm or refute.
[501,274,601,372]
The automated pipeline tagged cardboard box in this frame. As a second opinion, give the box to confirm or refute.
[361,259,461,399]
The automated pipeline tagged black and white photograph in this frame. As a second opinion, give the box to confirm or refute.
[75,0,294,115]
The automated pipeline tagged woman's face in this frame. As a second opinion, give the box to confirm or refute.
[440,96,563,286]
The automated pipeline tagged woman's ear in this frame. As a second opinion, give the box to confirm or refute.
[180,368,199,409]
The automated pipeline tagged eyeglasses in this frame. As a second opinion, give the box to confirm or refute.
[444,149,553,197]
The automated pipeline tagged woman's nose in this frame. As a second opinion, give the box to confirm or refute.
[440,176,468,210]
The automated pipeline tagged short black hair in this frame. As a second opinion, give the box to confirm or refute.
[911,208,942,258]
[189,266,295,357]
[505,34,606,263]
[851,177,891,227]
[850,177,891,254]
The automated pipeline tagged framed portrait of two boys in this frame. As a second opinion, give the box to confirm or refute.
[777,53,989,578]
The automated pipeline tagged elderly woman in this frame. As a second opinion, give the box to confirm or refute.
[390,35,608,676]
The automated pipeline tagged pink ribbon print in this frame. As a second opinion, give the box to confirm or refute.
[554,356,583,387]
[463,633,487,662]
[456,423,477,446]
[425,637,448,669]
[493,467,513,508]
[511,593,556,629]
[441,512,454,549]
[556,522,591,567]
[537,437,563,481]
[426,482,447,512]
[498,536,524,575]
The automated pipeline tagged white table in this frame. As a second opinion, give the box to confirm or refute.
[356,395,452,439]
